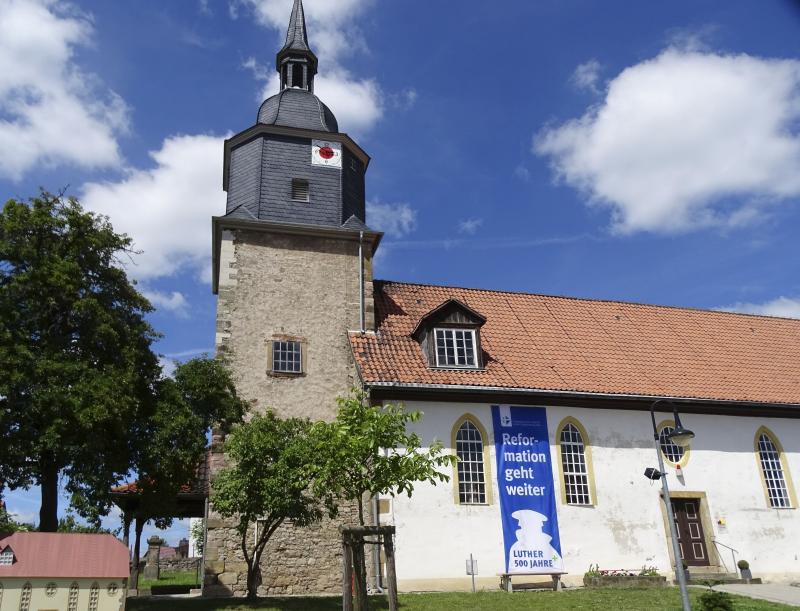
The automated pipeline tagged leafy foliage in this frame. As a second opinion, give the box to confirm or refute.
[57,513,114,534]
[0,505,34,532]
[190,518,205,557]
[212,411,334,599]
[314,391,456,525]
[699,589,735,611]
[0,191,161,530]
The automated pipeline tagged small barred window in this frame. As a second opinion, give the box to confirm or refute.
[45,582,57,597]
[272,340,302,373]
[0,550,12,565]
[435,328,477,368]
[659,426,686,464]
[456,419,486,504]
[560,423,591,505]
[758,432,791,508]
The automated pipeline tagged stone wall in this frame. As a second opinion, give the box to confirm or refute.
[160,557,201,573]
[206,226,376,596]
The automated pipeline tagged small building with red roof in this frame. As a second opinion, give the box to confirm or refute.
[0,532,129,610]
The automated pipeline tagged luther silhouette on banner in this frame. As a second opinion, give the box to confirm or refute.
[492,405,564,574]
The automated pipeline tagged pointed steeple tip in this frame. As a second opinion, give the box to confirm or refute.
[281,0,311,54]
[276,0,318,92]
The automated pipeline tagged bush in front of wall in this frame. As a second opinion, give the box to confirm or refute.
[737,559,749,570]
[699,590,734,611]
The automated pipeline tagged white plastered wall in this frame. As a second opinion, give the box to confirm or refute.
[385,401,800,590]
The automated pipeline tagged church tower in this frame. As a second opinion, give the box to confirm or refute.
[207,0,381,596]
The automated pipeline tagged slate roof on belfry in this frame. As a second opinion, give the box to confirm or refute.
[257,88,338,133]
[349,280,800,405]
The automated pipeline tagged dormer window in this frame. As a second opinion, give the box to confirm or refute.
[0,548,14,565]
[412,299,486,370]
[435,328,477,368]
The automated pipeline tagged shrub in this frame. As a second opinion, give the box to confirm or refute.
[639,565,660,577]
[584,564,601,578]
[737,559,749,570]
[699,590,734,611]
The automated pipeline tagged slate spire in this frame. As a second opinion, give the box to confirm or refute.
[276,0,318,91]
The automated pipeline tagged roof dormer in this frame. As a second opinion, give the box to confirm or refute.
[0,546,15,566]
[412,299,486,369]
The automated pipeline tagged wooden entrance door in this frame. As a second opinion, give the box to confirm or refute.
[671,498,709,566]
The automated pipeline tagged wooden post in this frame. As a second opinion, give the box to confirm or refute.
[352,539,368,611]
[383,533,398,611]
[342,537,353,611]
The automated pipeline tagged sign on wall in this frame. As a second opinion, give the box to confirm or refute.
[492,405,563,574]
[311,139,342,168]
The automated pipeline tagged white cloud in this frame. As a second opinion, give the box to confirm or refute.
[535,48,800,234]
[81,134,227,281]
[143,290,189,317]
[159,356,178,378]
[571,59,602,93]
[0,0,128,180]
[457,218,483,235]
[719,296,800,319]
[366,200,417,238]
[236,0,384,135]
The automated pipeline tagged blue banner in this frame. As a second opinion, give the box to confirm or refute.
[492,405,563,574]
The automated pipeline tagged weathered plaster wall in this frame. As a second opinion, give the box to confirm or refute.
[387,401,800,590]
[207,227,374,596]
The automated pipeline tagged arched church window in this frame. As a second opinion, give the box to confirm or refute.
[454,418,487,504]
[88,582,99,611]
[556,418,596,506]
[658,423,689,466]
[755,427,795,508]
[68,582,79,611]
[19,582,31,611]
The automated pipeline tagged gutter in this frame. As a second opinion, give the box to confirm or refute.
[363,381,800,414]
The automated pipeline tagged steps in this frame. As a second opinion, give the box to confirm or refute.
[680,572,762,586]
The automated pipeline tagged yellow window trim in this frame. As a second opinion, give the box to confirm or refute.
[554,416,597,507]
[451,413,494,506]
[754,426,798,509]
[656,419,690,468]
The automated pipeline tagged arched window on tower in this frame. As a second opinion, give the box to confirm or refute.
[556,417,596,506]
[454,417,488,505]
[755,427,796,508]
[292,63,305,89]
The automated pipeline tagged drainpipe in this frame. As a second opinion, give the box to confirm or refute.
[358,231,365,333]
[372,495,384,592]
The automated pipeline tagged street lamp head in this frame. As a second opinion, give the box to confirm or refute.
[669,412,695,447]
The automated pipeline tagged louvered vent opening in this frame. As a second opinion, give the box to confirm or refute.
[291,178,310,202]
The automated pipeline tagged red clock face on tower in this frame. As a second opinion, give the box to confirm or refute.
[312,140,342,168]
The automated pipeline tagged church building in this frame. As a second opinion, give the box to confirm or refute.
[205,0,800,595]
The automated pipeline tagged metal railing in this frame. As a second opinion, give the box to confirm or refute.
[711,539,738,574]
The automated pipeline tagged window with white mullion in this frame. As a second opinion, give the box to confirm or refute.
[560,423,591,505]
[434,328,477,368]
[456,420,486,504]
[758,433,791,508]
[272,340,302,373]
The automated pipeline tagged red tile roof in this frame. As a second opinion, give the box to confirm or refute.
[0,533,129,578]
[350,281,800,405]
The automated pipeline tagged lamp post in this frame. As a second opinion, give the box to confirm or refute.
[649,400,694,611]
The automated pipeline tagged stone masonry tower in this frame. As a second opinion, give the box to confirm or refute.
[206,0,381,596]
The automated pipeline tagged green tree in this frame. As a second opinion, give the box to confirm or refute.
[125,357,247,589]
[0,192,161,531]
[212,411,335,599]
[315,391,456,526]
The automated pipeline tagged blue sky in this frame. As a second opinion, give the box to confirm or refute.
[2,0,800,547]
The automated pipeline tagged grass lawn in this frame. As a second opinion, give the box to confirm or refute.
[138,569,200,590]
[127,588,797,610]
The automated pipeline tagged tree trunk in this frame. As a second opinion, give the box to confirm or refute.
[39,462,59,532]
[131,518,144,591]
[247,564,259,600]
